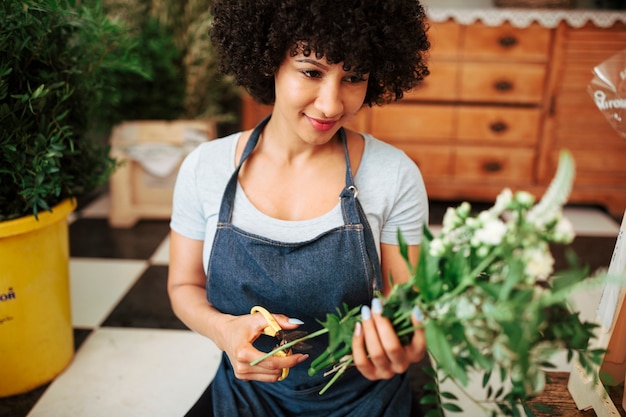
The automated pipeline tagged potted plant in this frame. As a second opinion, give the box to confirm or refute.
[0,0,145,397]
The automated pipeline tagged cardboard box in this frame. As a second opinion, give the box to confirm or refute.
[108,120,215,228]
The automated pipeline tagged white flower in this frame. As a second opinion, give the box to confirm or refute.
[491,188,513,215]
[553,217,575,244]
[466,217,480,230]
[523,246,554,280]
[477,210,493,224]
[442,207,460,232]
[457,202,471,218]
[476,245,490,258]
[474,218,507,246]
[455,296,477,320]
[514,191,536,208]
[429,238,446,257]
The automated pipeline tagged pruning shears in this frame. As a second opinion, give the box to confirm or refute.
[250,305,309,381]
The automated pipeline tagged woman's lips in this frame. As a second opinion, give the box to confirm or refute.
[307,116,337,132]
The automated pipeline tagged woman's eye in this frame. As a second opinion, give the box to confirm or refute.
[345,75,367,84]
[302,69,322,78]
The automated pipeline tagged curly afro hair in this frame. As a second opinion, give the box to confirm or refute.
[209,0,430,106]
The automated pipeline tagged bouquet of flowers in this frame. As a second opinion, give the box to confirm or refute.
[252,150,614,416]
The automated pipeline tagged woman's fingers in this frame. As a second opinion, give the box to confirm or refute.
[227,311,309,382]
[352,299,427,380]
[354,302,397,379]
[406,306,426,362]
[236,350,309,382]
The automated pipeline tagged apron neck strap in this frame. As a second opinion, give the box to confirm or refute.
[237,115,270,168]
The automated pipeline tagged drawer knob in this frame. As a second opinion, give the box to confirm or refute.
[483,161,503,173]
[498,35,518,48]
[494,80,514,92]
[490,121,508,133]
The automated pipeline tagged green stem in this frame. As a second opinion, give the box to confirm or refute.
[436,248,502,304]
[396,323,424,338]
[250,328,329,367]
[318,356,354,395]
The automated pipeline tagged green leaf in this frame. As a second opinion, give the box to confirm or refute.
[420,394,440,404]
[441,402,463,412]
[425,409,445,417]
[425,320,468,386]
[440,391,458,400]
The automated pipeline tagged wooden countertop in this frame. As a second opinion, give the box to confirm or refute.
[531,372,626,417]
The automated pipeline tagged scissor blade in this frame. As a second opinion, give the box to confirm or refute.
[276,330,311,351]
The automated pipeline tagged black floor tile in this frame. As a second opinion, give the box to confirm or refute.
[101,265,187,330]
[69,218,170,259]
[552,235,618,274]
[428,199,494,226]
[0,383,47,417]
[74,328,93,352]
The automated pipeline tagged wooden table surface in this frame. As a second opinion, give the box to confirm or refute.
[529,372,626,417]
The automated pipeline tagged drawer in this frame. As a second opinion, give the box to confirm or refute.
[397,143,453,178]
[460,62,547,104]
[427,20,462,59]
[453,146,535,183]
[404,61,459,101]
[370,104,456,140]
[457,107,541,146]
[462,22,551,62]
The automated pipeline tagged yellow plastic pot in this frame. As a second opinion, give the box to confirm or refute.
[0,199,76,397]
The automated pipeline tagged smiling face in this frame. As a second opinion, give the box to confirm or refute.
[270,50,369,146]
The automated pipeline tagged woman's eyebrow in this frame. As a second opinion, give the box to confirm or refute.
[294,58,329,70]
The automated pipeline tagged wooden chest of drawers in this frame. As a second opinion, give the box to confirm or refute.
[241,19,626,217]
[368,20,551,197]
[539,22,626,215]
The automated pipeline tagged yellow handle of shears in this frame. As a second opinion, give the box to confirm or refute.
[250,306,289,381]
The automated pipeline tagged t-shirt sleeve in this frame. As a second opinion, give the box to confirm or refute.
[380,155,428,246]
[170,147,206,240]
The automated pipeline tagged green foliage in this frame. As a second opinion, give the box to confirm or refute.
[100,0,240,123]
[308,304,361,377]
[95,16,186,125]
[0,0,145,221]
[251,151,625,415]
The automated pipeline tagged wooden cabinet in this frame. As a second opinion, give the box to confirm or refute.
[368,20,552,197]
[241,19,626,217]
[539,22,626,216]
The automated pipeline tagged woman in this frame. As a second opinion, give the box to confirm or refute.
[168,0,431,415]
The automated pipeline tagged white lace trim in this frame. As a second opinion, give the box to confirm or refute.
[426,9,625,28]
[421,0,626,28]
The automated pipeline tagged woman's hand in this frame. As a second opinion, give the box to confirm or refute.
[217,312,309,382]
[351,298,425,380]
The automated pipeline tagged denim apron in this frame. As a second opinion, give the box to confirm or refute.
[205,116,412,417]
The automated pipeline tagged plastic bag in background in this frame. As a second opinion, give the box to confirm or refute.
[588,49,626,139]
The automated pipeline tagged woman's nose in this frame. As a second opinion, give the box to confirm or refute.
[315,80,344,118]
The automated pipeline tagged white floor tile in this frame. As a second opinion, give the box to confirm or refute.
[428,207,620,239]
[427,224,442,236]
[151,235,170,265]
[70,259,148,328]
[80,194,111,218]
[28,328,220,417]
[563,207,620,237]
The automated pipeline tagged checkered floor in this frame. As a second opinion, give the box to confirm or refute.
[2,193,622,417]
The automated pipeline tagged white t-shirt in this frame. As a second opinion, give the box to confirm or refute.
[170,132,429,270]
